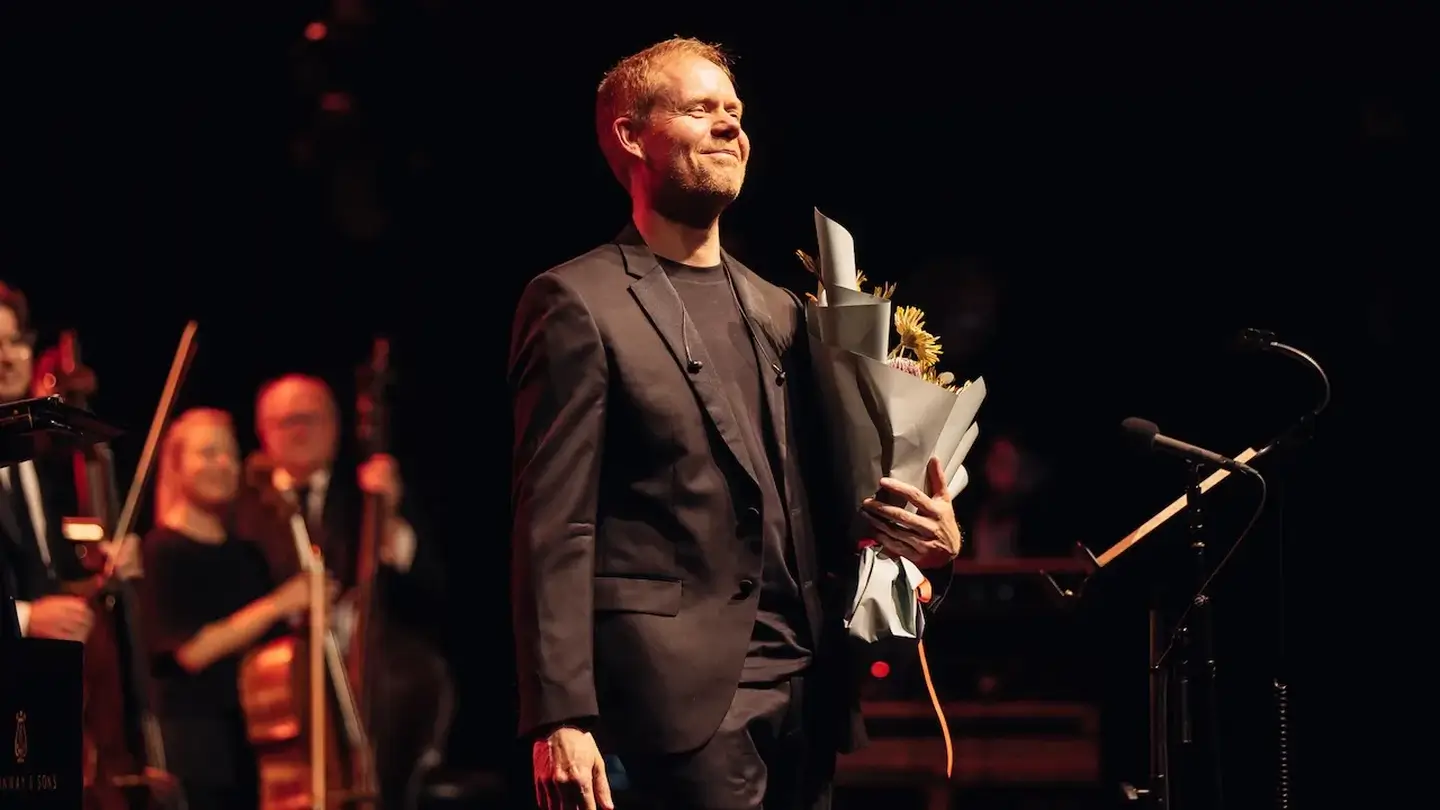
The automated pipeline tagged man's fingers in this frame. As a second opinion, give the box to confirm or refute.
[863,513,928,557]
[926,457,950,501]
[553,766,596,810]
[877,476,935,514]
[575,773,599,810]
[594,758,615,810]
[876,536,924,566]
[862,500,938,539]
[544,781,564,810]
[68,604,95,639]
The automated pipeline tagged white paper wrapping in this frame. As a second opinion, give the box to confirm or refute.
[802,209,988,645]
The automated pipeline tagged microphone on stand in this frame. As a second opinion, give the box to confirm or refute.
[1121,417,1262,477]
[1233,327,1332,416]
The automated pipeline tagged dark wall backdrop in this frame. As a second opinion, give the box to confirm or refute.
[3,4,1421,804]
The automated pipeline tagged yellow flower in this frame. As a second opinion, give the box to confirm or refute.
[796,250,819,276]
[890,306,943,370]
[923,368,963,392]
[797,246,965,395]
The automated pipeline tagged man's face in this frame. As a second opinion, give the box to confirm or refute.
[0,306,33,402]
[257,378,338,476]
[631,55,750,228]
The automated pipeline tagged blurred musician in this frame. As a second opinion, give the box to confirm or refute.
[0,281,134,641]
[233,373,448,809]
[236,373,443,642]
[141,408,331,810]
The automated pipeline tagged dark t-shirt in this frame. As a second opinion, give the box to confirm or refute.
[141,526,285,787]
[660,258,812,682]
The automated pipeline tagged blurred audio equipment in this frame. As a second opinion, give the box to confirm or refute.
[838,700,1100,786]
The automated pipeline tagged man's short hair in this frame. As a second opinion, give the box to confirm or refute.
[254,373,336,430]
[595,37,735,189]
[0,281,30,333]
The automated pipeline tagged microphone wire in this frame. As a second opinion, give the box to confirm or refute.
[1271,341,1331,417]
[1151,473,1268,672]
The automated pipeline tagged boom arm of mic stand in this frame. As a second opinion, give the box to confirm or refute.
[1047,347,1328,595]
[1086,446,1263,569]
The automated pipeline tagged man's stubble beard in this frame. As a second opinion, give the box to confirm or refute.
[647,154,743,231]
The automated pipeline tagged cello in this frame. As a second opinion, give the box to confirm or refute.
[237,461,379,810]
[34,325,197,810]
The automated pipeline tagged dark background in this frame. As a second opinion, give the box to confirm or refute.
[3,4,1420,806]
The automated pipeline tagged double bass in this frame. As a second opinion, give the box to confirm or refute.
[237,338,452,810]
[348,338,454,810]
[34,325,197,810]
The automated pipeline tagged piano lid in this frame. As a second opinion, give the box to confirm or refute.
[0,396,123,466]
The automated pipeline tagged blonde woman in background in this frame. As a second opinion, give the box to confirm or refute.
[140,407,332,810]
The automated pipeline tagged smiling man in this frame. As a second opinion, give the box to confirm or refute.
[509,38,963,810]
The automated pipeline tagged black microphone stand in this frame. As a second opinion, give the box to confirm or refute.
[1172,460,1225,810]
[1097,332,1330,810]
[1126,460,1226,810]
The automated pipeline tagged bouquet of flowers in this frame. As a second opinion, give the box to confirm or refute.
[799,208,987,648]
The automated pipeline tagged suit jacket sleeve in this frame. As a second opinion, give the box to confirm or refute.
[379,499,445,626]
[508,272,607,738]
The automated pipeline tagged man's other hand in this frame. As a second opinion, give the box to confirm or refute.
[532,726,614,810]
[862,456,964,569]
[358,453,402,508]
[26,595,95,642]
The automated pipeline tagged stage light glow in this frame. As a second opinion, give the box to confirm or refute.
[870,660,891,679]
[304,22,327,42]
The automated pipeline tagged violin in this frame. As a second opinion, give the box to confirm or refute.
[34,326,197,810]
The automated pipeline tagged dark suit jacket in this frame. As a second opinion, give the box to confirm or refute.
[509,226,866,756]
[0,454,88,602]
[231,455,445,636]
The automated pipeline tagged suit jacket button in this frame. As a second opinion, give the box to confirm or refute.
[735,579,756,599]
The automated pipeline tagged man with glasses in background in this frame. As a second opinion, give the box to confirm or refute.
[0,281,95,642]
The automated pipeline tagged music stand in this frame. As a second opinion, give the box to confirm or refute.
[1,395,124,637]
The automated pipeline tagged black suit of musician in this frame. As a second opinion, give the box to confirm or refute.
[232,373,450,810]
[0,281,98,643]
[510,39,962,810]
[233,374,444,632]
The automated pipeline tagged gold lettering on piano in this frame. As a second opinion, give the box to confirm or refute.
[3,710,59,792]
[0,773,60,791]
[11,712,24,764]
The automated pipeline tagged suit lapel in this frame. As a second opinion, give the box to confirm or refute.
[619,235,761,489]
[318,475,354,584]
[0,473,23,551]
[726,259,791,476]
[727,257,823,602]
